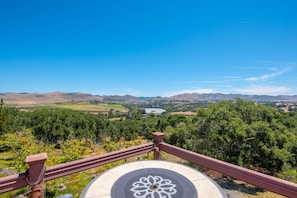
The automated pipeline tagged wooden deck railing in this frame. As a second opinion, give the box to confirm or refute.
[0,143,154,196]
[0,132,297,197]
[159,142,297,197]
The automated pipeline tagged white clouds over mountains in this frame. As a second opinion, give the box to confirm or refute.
[244,67,290,82]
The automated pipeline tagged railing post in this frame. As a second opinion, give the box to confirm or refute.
[152,132,164,160]
[26,153,48,198]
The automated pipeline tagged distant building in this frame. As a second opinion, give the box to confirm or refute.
[144,108,166,115]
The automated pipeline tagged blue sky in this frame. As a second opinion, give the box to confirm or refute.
[0,0,296,97]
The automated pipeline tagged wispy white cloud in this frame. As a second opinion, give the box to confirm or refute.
[244,67,290,82]
[165,88,217,97]
[96,87,142,96]
[256,60,296,66]
[199,80,227,84]
[164,63,295,97]
[120,87,143,96]
[221,76,243,82]
[244,77,258,81]
[222,76,241,79]
[233,86,291,96]
[261,69,288,80]
[269,67,278,71]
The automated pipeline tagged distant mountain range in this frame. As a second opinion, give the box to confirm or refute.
[169,93,297,102]
[1,92,297,106]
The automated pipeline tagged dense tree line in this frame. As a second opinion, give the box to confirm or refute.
[166,99,297,177]
[1,98,297,180]
[0,105,179,144]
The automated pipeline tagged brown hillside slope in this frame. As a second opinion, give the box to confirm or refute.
[0,92,103,106]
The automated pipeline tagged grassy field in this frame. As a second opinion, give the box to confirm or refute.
[54,101,128,113]
[18,101,129,114]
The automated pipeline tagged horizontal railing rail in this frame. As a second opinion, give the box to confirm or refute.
[0,143,154,194]
[0,173,27,194]
[159,141,297,198]
[45,143,153,181]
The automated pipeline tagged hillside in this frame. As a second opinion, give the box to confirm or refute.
[1,92,297,107]
[0,92,103,106]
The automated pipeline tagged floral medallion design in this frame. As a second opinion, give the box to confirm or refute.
[130,175,177,198]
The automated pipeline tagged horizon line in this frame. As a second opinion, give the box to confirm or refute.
[1,91,297,98]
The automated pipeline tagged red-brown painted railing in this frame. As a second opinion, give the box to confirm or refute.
[158,141,297,197]
[0,173,27,194]
[0,143,154,195]
[1,132,297,198]
[45,143,153,181]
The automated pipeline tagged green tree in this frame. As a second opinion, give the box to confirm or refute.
[0,129,48,171]
[182,99,297,174]
[0,99,8,134]
[60,134,88,162]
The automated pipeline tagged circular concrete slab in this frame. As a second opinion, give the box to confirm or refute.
[111,168,197,198]
[80,160,227,198]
